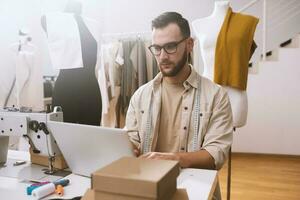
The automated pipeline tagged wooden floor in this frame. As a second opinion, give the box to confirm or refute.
[218,153,300,200]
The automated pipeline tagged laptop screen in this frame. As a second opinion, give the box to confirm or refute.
[47,121,135,177]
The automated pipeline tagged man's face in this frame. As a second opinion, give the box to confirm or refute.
[151,23,189,77]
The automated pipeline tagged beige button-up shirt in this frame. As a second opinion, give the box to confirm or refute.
[125,66,233,169]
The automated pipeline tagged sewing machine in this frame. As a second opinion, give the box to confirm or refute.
[0,107,63,174]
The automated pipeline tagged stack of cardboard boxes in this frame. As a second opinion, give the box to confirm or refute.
[81,157,189,200]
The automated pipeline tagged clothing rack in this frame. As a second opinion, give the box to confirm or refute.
[101,31,151,42]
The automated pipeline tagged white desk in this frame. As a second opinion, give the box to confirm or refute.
[0,150,218,200]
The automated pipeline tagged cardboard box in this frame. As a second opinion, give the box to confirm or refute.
[91,157,180,200]
[94,181,176,200]
[30,148,68,169]
[81,189,189,200]
[94,190,154,200]
[81,189,94,200]
[172,188,189,200]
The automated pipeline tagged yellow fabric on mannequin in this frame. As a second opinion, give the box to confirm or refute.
[214,7,259,90]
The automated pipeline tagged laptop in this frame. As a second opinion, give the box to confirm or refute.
[47,121,135,177]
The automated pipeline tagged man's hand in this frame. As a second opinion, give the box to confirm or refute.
[130,142,141,157]
[140,152,180,162]
[133,148,140,157]
[139,150,215,169]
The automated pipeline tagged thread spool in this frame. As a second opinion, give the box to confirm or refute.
[31,183,55,199]
[55,185,64,196]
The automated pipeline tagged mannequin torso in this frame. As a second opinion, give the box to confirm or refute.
[8,35,44,111]
[41,11,102,125]
[192,1,248,128]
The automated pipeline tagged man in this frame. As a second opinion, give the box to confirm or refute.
[125,12,233,170]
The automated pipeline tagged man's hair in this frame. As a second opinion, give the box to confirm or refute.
[151,12,191,38]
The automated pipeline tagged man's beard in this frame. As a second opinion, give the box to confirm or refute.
[159,51,188,77]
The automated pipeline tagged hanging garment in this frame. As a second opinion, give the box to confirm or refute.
[45,13,83,70]
[144,40,154,81]
[100,42,124,127]
[130,38,147,87]
[144,39,160,80]
[16,49,44,111]
[52,14,102,126]
[152,53,160,79]
[4,43,44,111]
[214,7,259,90]
[98,44,112,114]
[15,52,30,102]
[114,42,126,128]
[99,36,157,128]
[120,39,136,114]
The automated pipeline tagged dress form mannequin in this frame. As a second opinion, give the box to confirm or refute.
[14,34,35,106]
[41,0,102,126]
[192,1,248,128]
[8,30,43,112]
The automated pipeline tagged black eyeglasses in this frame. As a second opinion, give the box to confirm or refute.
[148,37,188,56]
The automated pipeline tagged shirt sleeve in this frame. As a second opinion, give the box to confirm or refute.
[201,87,233,170]
[124,92,141,149]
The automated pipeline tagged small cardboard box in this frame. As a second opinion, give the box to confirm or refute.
[81,189,189,200]
[95,190,156,200]
[81,189,94,200]
[171,188,189,200]
[91,157,180,200]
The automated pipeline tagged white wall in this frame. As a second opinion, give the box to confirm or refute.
[233,45,300,155]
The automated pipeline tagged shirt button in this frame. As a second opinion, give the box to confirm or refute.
[184,107,188,110]
[141,110,144,114]
[183,126,187,130]
[200,113,203,117]
[181,147,185,151]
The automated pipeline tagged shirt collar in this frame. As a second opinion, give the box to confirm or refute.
[185,64,198,89]
[152,64,199,90]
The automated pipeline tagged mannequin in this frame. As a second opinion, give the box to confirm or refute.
[192,1,258,128]
[41,0,102,125]
[7,29,44,112]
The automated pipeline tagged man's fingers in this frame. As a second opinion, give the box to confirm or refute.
[130,142,140,157]
[140,152,178,161]
[140,152,152,158]
[140,152,160,159]
[134,149,140,157]
[140,152,149,158]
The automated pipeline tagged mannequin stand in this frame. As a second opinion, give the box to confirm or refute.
[227,146,232,200]
[227,127,235,200]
